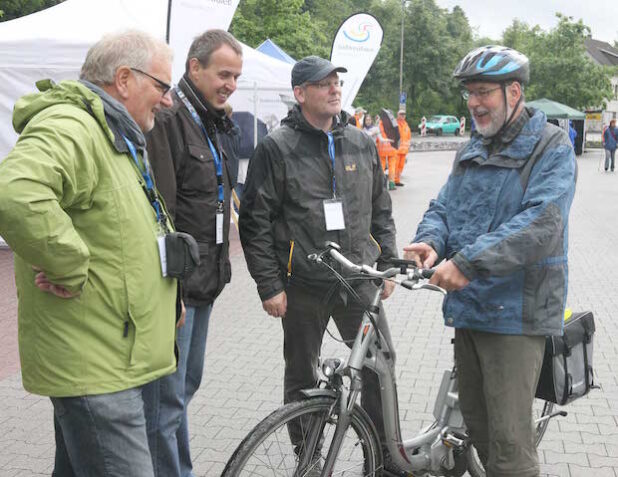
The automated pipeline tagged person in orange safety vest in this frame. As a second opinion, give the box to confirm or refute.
[354,107,366,128]
[395,109,411,186]
[377,118,398,190]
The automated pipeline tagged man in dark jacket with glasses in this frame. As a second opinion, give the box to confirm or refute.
[240,55,399,473]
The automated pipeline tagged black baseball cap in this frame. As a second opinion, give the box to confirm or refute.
[291,56,347,87]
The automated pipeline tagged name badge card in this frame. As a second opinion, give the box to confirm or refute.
[216,212,224,244]
[323,199,345,231]
[157,235,168,277]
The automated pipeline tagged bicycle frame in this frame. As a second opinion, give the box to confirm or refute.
[301,243,567,476]
[317,279,467,476]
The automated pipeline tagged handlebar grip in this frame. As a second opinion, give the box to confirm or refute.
[420,269,435,279]
[400,280,415,290]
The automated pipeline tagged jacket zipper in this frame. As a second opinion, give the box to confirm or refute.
[287,240,295,279]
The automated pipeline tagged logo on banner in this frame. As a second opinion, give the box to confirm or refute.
[343,22,373,43]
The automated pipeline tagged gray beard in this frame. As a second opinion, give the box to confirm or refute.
[472,103,511,138]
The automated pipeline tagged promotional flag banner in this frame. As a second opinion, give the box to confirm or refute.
[168,0,241,80]
[330,13,383,112]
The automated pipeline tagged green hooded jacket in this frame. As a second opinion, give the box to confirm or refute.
[0,80,177,397]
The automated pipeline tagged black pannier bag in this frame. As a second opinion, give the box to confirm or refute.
[535,311,595,405]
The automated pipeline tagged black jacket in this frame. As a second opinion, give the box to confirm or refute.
[239,105,397,301]
[147,75,232,306]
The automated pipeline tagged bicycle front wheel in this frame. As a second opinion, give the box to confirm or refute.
[222,396,383,476]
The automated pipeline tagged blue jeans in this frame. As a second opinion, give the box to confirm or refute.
[51,387,154,477]
[144,304,212,477]
[605,148,616,171]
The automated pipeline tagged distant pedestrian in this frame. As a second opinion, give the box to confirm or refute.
[354,106,366,128]
[395,109,411,186]
[568,120,577,151]
[603,119,617,172]
[362,113,380,140]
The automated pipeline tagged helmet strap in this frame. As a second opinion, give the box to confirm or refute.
[496,82,523,137]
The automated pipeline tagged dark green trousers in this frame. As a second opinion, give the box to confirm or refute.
[455,328,545,477]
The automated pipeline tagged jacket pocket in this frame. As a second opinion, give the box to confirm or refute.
[522,261,566,333]
[180,144,217,193]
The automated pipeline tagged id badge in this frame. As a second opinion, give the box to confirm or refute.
[323,199,345,231]
[216,212,224,244]
[157,235,168,277]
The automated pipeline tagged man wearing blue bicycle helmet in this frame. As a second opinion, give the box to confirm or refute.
[405,46,577,477]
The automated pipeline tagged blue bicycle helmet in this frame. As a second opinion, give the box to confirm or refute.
[453,45,529,84]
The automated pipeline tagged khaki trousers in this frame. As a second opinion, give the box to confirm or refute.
[455,328,545,477]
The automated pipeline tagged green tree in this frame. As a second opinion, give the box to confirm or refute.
[230,0,329,59]
[0,0,63,21]
[502,14,613,110]
[356,0,474,124]
[303,0,370,46]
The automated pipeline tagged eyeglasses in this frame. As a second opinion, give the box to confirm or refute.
[461,86,501,100]
[130,68,172,97]
[305,79,344,90]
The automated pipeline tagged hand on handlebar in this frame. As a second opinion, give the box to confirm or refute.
[403,242,438,269]
[381,280,396,300]
[263,291,287,318]
[428,260,469,292]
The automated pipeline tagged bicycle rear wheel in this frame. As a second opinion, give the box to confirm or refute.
[222,396,382,476]
[466,399,555,477]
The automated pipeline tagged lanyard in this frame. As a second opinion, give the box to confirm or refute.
[176,88,225,204]
[327,132,336,197]
[123,136,162,224]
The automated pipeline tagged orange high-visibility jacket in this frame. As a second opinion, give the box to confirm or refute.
[397,118,411,154]
[377,121,397,157]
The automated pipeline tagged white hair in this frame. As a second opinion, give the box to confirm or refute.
[80,30,173,85]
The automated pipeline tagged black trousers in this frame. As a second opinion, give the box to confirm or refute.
[281,280,390,445]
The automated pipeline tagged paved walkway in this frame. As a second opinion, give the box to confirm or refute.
[1,149,617,476]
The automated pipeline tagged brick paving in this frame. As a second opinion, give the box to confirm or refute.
[0,149,617,476]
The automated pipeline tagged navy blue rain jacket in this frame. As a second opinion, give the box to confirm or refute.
[414,109,576,336]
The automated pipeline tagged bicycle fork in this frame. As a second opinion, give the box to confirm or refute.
[320,371,363,476]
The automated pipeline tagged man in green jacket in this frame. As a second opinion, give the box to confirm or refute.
[0,31,177,477]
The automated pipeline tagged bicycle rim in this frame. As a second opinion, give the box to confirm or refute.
[223,396,382,476]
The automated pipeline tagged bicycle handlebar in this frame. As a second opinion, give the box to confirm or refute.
[308,242,445,294]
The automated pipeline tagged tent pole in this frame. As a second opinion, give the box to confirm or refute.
[166,0,172,43]
[253,81,258,148]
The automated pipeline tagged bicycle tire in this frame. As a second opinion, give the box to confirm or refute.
[466,399,555,477]
[222,396,383,476]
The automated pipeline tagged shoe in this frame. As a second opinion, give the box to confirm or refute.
[395,182,405,187]
[388,181,396,191]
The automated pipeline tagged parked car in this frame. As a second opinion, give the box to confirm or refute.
[418,115,461,136]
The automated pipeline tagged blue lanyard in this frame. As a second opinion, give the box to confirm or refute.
[123,136,161,223]
[176,88,225,204]
[327,132,336,197]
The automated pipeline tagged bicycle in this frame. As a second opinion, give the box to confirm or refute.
[223,242,566,476]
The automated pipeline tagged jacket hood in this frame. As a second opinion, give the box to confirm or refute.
[12,80,114,144]
[281,104,350,134]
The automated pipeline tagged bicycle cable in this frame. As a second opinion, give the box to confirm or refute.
[318,258,390,346]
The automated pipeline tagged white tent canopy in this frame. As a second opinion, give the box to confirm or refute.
[0,0,292,160]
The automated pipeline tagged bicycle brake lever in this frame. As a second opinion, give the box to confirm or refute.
[411,282,447,295]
